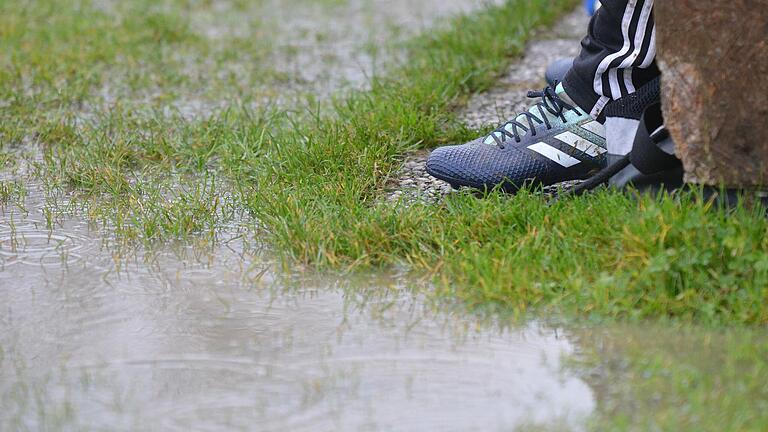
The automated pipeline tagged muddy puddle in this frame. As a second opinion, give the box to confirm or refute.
[0,181,595,431]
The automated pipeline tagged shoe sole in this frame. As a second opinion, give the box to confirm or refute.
[425,165,527,194]
[426,164,599,195]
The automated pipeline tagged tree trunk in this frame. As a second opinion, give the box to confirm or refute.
[655,0,768,187]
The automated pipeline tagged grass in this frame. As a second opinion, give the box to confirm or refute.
[576,323,768,431]
[3,0,767,324]
[2,1,768,429]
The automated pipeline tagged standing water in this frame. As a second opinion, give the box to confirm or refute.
[2,1,596,430]
[0,181,595,430]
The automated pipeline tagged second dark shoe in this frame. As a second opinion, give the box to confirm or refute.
[545,57,574,87]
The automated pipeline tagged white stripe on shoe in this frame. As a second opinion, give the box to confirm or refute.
[554,131,607,157]
[579,120,606,138]
[528,142,581,168]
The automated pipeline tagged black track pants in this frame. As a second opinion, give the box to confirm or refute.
[563,0,661,119]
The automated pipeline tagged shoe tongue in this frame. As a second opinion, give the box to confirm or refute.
[555,82,577,106]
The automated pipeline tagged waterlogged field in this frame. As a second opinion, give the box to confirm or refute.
[2,0,768,430]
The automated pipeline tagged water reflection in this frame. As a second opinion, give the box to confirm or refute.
[0,181,594,431]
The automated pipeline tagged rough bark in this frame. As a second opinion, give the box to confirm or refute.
[655,0,768,187]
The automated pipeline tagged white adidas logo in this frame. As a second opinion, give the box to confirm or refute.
[527,121,606,167]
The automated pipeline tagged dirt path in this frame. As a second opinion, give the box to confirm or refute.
[386,7,589,202]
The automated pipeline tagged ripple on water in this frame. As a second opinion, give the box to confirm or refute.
[0,178,100,268]
[0,227,93,267]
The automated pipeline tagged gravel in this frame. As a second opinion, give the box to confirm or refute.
[385,7,590,204]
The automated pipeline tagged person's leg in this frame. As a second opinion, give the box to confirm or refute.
[559,0,671,190]
[554,1,689,196]
[563,0,660,120]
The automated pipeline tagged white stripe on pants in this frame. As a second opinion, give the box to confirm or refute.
[590,0,656,118]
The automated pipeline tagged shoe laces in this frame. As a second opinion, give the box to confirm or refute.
[486,86,581,149]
